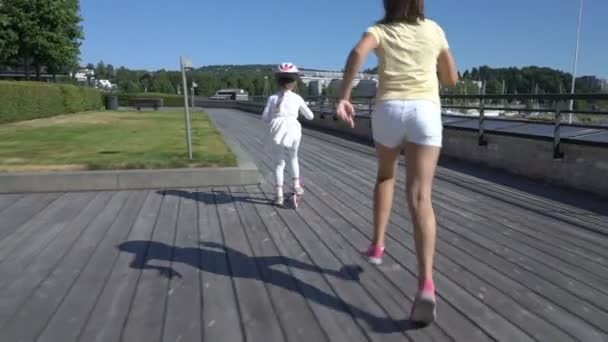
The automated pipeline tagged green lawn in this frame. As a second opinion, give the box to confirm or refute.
[0,110,237,171]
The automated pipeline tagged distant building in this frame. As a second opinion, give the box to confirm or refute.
[353,79,378,98]
[307,80,325,97]
[210,88,249,101]
[71,68,95,84]
[299,68,377,91]
[600,78,608,92]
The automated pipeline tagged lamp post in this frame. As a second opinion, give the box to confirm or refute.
[569,0,583,124]
[180,56,193,160]
[192,81,198,112]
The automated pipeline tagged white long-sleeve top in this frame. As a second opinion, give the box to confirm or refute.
[262,91,314,149]
[262,90,314,122]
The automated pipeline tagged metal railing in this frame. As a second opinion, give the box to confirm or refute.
[440,93,608,158]
[246,93,608,158]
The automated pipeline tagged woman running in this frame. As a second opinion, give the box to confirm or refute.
[336,0,458,324]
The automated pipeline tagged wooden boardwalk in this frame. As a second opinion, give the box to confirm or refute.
[0,108,607,342]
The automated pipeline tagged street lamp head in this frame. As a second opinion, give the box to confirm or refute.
[180,56,193,70]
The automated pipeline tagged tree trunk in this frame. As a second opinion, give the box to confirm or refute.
[35,62,41,81]
[24,53,31,80]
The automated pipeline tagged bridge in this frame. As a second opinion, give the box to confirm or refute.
[0,98,607,341]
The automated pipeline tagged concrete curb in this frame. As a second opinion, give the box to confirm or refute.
[0,114,261,193]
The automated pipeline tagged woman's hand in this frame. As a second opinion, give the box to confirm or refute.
[336,99,355,128]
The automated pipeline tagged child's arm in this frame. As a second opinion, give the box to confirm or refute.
[261,96,274,122]
[298,97,314,120]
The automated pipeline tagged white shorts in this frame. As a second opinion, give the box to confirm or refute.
[372,100,443,148]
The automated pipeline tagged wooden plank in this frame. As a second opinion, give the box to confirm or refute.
[197,190,244,342]
[0,192,94,263]
[306,143,608,315]
[230,134,444,341]
[431,173,608,261]
[0,192,111,293]
[213,188,286,342]
[253,181,443,342]
[213,108,608,340]
[304,140,608,294]
[162,190,202,342]
[35,191,152,342]
[229,186,329,342]
[0,193,61,242]
[302,124,608,258]
[246,184,370,342]
[0,191,129,331]
[314,145,608,297]
[440,169,608,232]
[226,115,548,342]
[432,201,608,298]
[302,152,597,338]
[433,172,608,260]
[0,192,97,276]
[221,112,511,341]
[302,152,607,340]
[0,191,146,342]
[255,170,493,341]
[299,134,608,285]
[431,187,608,280]
[76,190,164,342]
[225,146,411,342]
[120,190,180,342]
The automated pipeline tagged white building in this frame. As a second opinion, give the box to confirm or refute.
[300,68,377,83]
[72,69,95,83]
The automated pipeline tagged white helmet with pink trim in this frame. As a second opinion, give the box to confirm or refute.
[274,62,300,81]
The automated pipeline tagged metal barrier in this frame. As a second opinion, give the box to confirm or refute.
[215,93,608,159]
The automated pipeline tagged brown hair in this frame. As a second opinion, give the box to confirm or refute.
[381,0,425,24]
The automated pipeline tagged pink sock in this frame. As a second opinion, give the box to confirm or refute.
[422,279,435,294]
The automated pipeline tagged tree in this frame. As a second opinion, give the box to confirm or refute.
[106,64,115,80]
[96,61,107,79]
[124,80,141,93]
[140,73,154,93]
[0,0,40,79]
[0,0,83,80]
[486,79,503,95]
[0,2,18,63]
[32,0,83,80]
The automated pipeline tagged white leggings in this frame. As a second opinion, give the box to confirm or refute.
[273,143,300,188]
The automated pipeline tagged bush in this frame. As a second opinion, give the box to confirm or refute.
[0,81,103,124]
[118,92,185,107]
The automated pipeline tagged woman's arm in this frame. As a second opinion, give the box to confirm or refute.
[337,32,378,128]
[438,49,458,87]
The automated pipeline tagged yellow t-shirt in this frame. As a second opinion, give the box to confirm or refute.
[367,19,449,104]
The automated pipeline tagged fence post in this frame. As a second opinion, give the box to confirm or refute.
[554,109,564,159]
[478,81,488,146]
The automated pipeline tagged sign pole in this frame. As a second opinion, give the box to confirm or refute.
[180,56,193,160]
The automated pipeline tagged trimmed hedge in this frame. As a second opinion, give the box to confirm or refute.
[0,81,103,124]
[118,92,184,107]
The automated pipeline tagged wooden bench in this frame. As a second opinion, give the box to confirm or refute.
[129,98,163,111]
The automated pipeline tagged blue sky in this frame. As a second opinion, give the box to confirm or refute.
[80,0,607,77]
